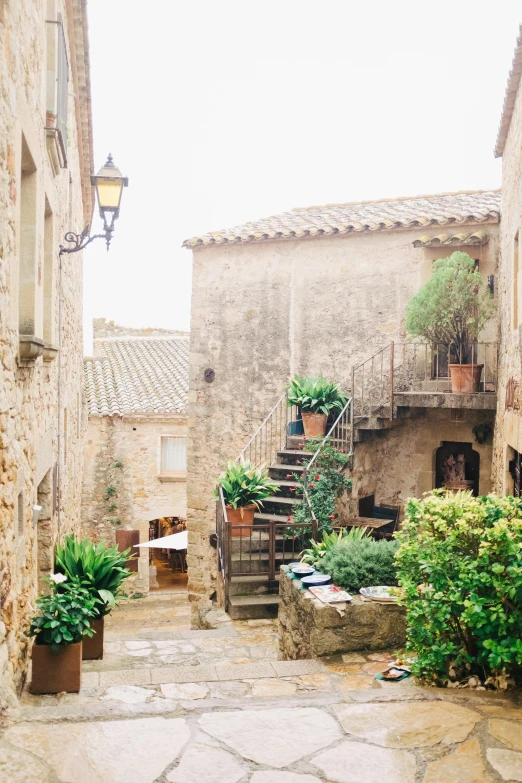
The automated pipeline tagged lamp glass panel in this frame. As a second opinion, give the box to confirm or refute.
[96,177,123,210]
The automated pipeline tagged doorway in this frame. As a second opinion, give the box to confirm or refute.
[148,517,187,592]
[435,441,480,496]
[509,449,522,497]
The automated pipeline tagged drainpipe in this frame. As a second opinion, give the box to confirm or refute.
[56,254,63,539]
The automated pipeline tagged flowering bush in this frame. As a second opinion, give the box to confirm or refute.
[395,491,522,685]
[289,439,351,535]
[29,576,99,652]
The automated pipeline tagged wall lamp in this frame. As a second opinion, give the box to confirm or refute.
[59,154,129,255]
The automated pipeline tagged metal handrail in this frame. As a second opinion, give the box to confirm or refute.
[236,390,298,469]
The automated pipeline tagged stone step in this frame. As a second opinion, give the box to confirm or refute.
[262,495,301,515]
[229,574,280,596]
[276,449,313,467]
[270,479,301,498]
[230,554,301,574]
[254,512,293,524]
[228,594,280,620]
[268,463,305,480]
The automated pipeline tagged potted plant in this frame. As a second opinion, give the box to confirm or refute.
[54,536,133,660]
[214,460,278,537]
[287,375,347,437]
[405,251,495,393]
[29,575,98,694]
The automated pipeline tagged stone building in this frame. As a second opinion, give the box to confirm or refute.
[0,0,93,703]
[184,192,500,619]
[492,25,522,495]
[82,320,189,592]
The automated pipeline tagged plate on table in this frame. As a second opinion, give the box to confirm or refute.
[291,566,315,577]
[301,573,332,586]
[359,586,398,603]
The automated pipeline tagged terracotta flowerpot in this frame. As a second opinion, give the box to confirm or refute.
[31,641,82,694]
[301,412,328,438]
[226,504,256,538]
[449,364,484,394]
[82,616,104,660]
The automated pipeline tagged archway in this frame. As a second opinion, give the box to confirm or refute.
[148,516,187,593]
[435,441,480,496]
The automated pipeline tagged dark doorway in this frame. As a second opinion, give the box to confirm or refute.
[435,441,480,496]
[509,450,522,497]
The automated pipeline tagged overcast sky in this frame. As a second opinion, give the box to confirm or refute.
[83,0,521,353]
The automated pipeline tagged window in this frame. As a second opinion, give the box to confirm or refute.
[46,12,68,166]
[161,437,187,474]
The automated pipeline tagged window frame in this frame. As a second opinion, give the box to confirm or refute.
[159,435,187,478]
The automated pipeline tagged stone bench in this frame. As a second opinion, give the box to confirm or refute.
[278,567,406,660]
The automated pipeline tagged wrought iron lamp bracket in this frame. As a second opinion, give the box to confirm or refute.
[59,213,117,255]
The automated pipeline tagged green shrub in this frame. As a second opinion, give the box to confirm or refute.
[300,526,366,568]
[55,536,133,617]
[214,460,278,510]
[395,491,522,684]
[287,375,347,415]
[320,533,399,592]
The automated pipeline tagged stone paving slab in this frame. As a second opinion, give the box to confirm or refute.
[151,664,219,685]
[215,662,277,681]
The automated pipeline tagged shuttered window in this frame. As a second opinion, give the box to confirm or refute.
[161,437,187,473]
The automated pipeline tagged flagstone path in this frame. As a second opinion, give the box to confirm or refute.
[2,591,522,782]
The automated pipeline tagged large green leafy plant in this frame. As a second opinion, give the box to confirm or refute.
[287,376,347,415]
[321,532,399,592]
[395,492,522,685]
[55,537,133,617]
[300,526,366,567]
[405,251,495,363]
[29,576,99,652]
[214,460,278,509]
[289,439,351,535]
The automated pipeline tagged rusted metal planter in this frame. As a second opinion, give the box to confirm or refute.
[449,363,483,393]
[227,504,256,538]
[82,616,105,660]
[301,412,327,438]
[31,641,82,694]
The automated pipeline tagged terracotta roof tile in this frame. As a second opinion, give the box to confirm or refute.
[412,230,489,248]
[495,24,522,158]
[183,190,500,248]
[84,335,189,417]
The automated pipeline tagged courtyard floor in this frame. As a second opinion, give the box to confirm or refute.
[2,592,522,782]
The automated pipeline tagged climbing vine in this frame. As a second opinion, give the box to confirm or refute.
[104,462,124,526]
[287,439,351,536]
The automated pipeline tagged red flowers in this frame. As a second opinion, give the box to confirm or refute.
[289,487,296,493]
[315,474,320,481]
[329,514,335,520]
[297,442,304,449]
[339,449,344,453]
[286,474,292,479]
[287,516,292,522]
[309,483,315,490]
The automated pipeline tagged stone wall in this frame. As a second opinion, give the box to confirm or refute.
[351,408,495,515]
[187,226,499,619]
[0,0,92,704]
[81,415,188,592]
[492,54,522,492]
[278,569,406,659]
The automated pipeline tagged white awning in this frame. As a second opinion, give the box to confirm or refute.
[134,531,188,550]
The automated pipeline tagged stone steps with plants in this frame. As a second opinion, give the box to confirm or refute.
[268,462,305,480]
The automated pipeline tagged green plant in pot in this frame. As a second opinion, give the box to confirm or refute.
[29,575,99,694]
[287,376,347,438]
[55,536,134,660]
[405,251,495,394]
[214,460,278,537]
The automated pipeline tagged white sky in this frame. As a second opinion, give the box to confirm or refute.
[83,0,521,354]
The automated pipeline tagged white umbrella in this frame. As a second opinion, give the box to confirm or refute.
[134,531,188,550]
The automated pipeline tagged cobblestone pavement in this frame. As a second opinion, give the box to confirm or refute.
[2,592,522,782]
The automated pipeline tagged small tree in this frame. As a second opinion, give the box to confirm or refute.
[405,251,494,362]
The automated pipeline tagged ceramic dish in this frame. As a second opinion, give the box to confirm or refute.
[359,586,398,603]
[288,562,304,569]
[291,566,315,577]
[301,573,332,586]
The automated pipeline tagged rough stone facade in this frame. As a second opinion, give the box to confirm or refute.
[278,569,406,659]
[81,323,188,591]
[187,220,499,618]
[492,31,522,493]
[0,0,93,703]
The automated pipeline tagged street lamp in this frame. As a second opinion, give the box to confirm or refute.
[59,154,129,255]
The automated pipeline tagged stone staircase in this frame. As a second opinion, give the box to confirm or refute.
[228,439,313,621]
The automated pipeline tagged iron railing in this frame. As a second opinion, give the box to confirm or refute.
[225,520,317,579]
[236,391,299,469]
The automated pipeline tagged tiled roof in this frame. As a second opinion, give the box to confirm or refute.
[495,24,522,158]
[84,335,189,417]
[183,190,500,248]
[412,230,489,248]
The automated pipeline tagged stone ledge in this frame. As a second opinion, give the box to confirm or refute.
[278,567,406,659]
